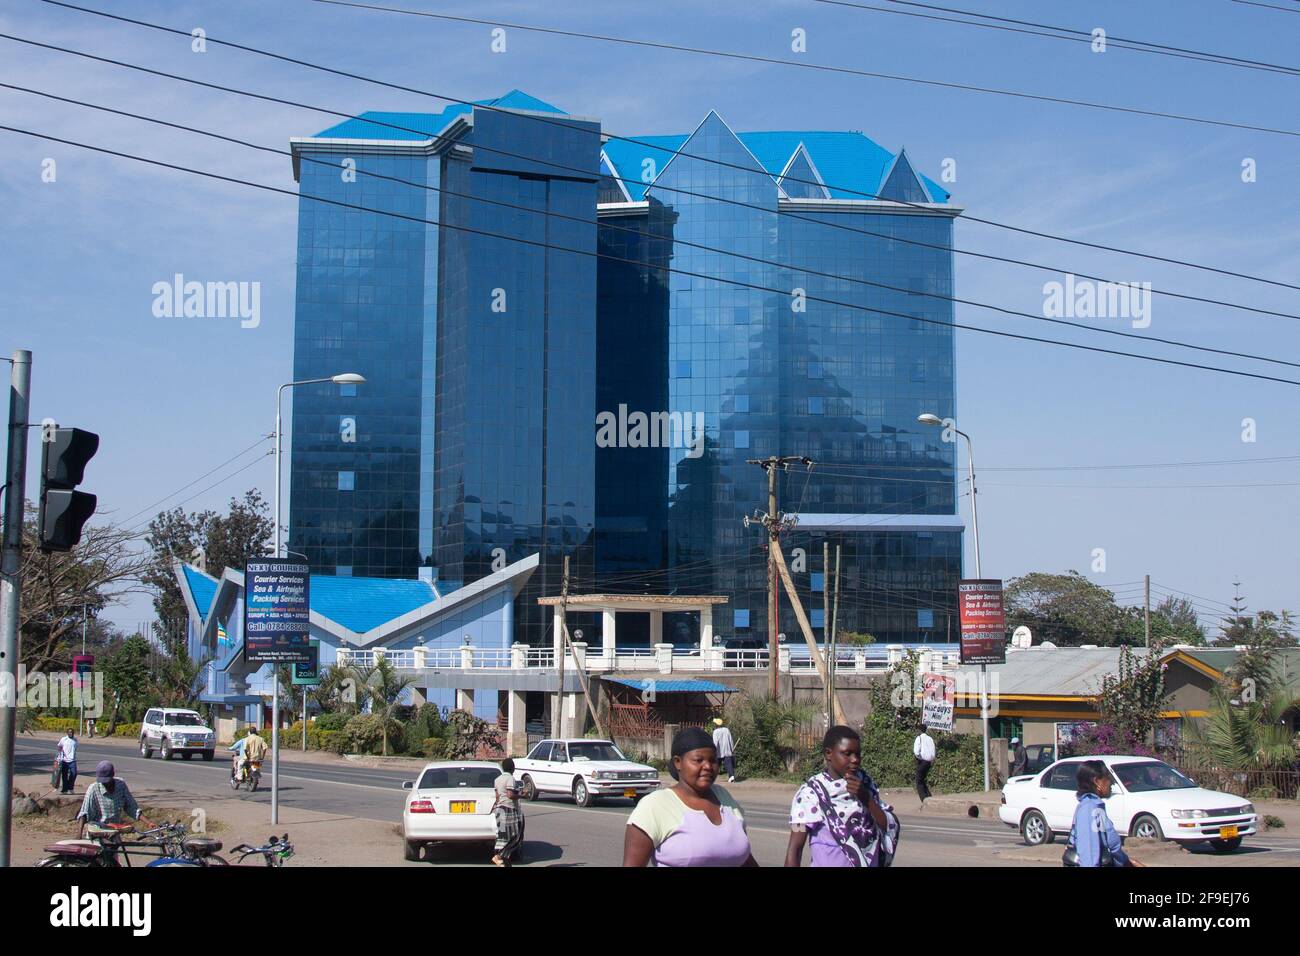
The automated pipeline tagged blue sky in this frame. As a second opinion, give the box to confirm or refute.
[3,0,1298,634]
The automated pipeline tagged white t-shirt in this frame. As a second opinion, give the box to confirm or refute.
[58,735,77,762]
[712,726,735,758]
[913,733,935,762]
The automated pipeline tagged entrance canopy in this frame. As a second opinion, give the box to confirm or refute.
[537,593,730,654]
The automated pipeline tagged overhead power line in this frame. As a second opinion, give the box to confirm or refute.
[817,0,1300,78]
[7,123,1300,392]
[7,82,1295,374]
[34,0,1300,295]
[114,433,271,526]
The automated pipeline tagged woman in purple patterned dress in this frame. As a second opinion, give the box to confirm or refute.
[785,725,891,867]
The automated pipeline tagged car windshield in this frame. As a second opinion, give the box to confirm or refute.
[165,713,203,726]
[567,742,625,762]
[418,767,499,790]
[1112,761,1196,793]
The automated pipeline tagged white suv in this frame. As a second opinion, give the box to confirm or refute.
[140,708,216,761]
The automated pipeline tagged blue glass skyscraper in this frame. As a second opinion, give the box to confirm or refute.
[290,92,963,647]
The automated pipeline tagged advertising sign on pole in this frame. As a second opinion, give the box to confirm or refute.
[243,558,311,664]
[921,671,955,731]
[292,640,321,686]
[958,579,1006,665]
[71,654,94,690]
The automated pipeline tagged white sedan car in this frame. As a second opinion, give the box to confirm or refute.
[1000,755,1258,853]
[401,761,504,862]
[513,739,661,807]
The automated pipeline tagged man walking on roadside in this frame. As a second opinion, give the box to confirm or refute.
[712,717,737,783]
[913,728,935,802]
[56,728,79,794]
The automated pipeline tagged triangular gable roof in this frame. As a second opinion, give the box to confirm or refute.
[173,559,219,623]
[643,111,781,204]
[183,554,541,653]
[878,148,934,203]
[776,142,831,200]
[309,89,567,141]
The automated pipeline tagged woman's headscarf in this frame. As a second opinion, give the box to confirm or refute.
[668,727,716,780]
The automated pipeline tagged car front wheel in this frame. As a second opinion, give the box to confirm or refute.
[1021,809,1053,846]
[161,739,174,760]
[520,775,538,801]
[1210,836,1243,853]
[1130,813,1164,841]
[573,778,593,808]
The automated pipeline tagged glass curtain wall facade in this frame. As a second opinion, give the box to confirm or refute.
[290,95,961,647]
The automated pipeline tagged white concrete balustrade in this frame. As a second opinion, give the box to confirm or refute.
[333,642,961,674]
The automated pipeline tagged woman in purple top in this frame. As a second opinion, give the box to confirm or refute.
[623,727,757,867]
[785,725,890,867]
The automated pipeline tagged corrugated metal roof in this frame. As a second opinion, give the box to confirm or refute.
[958,647,1152,698]
[307,574,438,633]
[309,89,567,141]
[606,677,738,694]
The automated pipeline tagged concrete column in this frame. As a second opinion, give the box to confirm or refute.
[507,689,527,755]
[602,609,617,665]
[854,648,867,672]
[553,606,565,658]
[887,644,904,667]
[510,643,527,670]
[455,687,475,712]
[700,605,714,650]
[413,645,427,670]
[649,610,664,646]
[571,641,587,670]
[707,646,724,671]
[778,645,792,673]
[460,645,475,670]
[655,643,673,674]
[373,647,386,662]
[561,692,579,738]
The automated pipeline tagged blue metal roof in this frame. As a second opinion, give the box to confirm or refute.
[603,129,950,205]
[310,89,567,141]
[181,564,218,619]
[606,677,738,694]
[308,574,438,632]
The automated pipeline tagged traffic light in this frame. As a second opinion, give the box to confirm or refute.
[38,426,99,552]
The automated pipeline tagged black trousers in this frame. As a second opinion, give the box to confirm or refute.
[58,761,77,794]
[915,758,933,800]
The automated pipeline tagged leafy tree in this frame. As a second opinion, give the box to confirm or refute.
[442,709,504,760]
[1155,595,1207,645]
[308,663,356,714]
[723,694,817,776]
[1095,645,1169,749]
[1004,571,1123,646]
[836,631,876,646]
[1187,686,1298,772]
[148,639,210,709]
[142,489,273,625]
[102,634,152,730]
[1217,580,1252,645]
[18,506,150,672]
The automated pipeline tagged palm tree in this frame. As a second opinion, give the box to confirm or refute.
[357,657,417,756]
[274,666,305,722]
[1188,685,1299,772]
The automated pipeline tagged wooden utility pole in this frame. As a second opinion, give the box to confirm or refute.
[552,555,570,738]
[771,542,847,725]
[745,456,810,698]
[1144,574,1151,648]
[830,542,841,721]
[558,613,609,740]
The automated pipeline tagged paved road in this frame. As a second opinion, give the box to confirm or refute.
[18,737,1300,867]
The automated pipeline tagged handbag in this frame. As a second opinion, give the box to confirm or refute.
[1062,816,1114,867]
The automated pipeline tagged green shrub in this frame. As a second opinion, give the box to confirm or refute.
[345,713,387,754]
[1264,814,1285,829]
[1248,785,1279,800]
[402,704,445,754]
[317,730,347,754]
[314,712,351,732]
[421,737,449,759]
[35,716,79,733]
[112,722,142,739]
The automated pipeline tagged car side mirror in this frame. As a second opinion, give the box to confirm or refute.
[402,781,414,790]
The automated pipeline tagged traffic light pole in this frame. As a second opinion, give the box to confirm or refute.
[0,349,33,867]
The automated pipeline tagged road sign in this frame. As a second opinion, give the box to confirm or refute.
[243,558,311,664]
[292,640,321,686]
[921,672,955,731]
[958,579,1006,665]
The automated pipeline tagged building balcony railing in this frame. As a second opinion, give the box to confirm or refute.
[330,643,960,675]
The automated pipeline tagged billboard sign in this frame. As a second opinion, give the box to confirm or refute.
[292,640,321,686]
[243,558,312,664]
[72,654,95,690]
[958,579,1006,665]
[921,672,955,731]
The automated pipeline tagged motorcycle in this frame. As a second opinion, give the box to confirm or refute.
[230,758,262,792]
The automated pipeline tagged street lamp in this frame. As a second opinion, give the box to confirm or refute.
[918,412,990,790]
[269,372,365,823]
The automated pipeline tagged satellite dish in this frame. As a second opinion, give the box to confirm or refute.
[1039,641,1057,650]
[1012,625,1032,648]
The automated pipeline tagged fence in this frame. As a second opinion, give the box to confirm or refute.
[1175,765,1300,800]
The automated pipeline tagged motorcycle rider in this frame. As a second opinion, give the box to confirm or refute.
[231,726,268,782]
